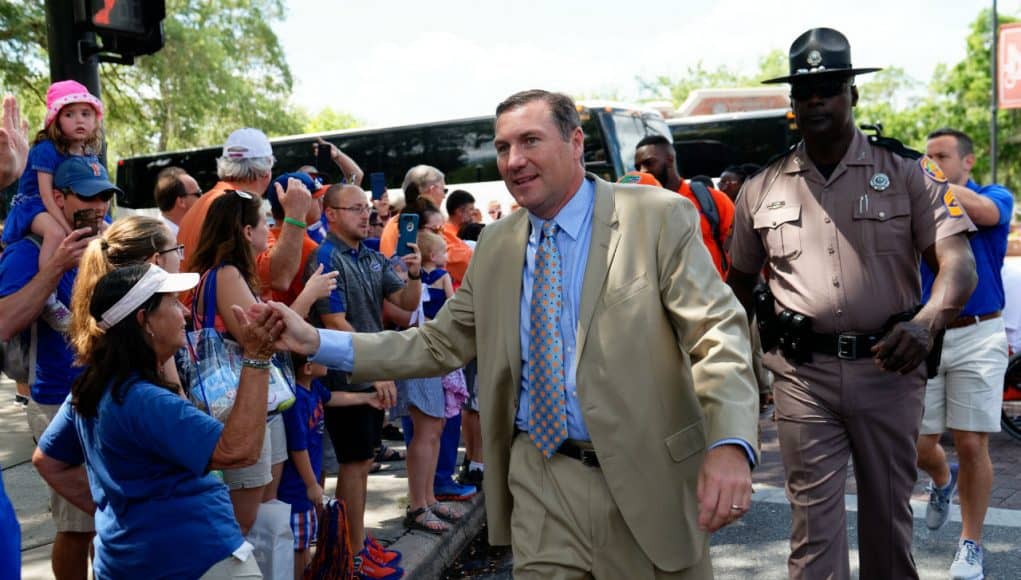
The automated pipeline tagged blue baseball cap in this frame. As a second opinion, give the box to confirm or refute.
[54,157,123,198]
[266,171,329,214]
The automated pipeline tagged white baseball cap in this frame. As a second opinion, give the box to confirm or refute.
[222,128,273,159]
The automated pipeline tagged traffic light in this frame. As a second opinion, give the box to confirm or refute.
[75,0,166,63]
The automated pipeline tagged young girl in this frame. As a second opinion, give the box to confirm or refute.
[2,80,104,270]
[396,230,468,534]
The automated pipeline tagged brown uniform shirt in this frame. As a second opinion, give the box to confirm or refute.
[730,129,973,335]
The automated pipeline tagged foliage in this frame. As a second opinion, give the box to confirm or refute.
[638,49,787,106]
[0,0,333,165]
[301,107,362,134]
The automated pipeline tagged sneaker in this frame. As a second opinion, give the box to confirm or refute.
[925,463,958,530]
[381,423,404,441]
[12,394,28,407]
[434,480,477,502]
[357,549,404,579]
[364,536,402,567]
[949,539,983,580]
[457,467,483,487]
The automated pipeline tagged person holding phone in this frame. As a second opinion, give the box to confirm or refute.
[312,137,364,187]
[309,183,420,576]
[0,155,119,580]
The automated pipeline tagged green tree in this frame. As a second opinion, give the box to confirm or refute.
[301,107,362,134]
[0,0,338,165]
[637,49,788,107]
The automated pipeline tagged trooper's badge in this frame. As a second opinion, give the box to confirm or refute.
[806,50,822,67]
[869,172,890,192]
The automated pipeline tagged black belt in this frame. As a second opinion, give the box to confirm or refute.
[810,331,883,360]
[556,440,600,467]
[946,311,1001,330]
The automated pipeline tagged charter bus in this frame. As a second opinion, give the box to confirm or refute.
[667,108,800,179]
[115,102,672,218]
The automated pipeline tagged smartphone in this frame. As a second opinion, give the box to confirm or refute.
[396,214,419,257]
[369,172,386,201]
[72,209,101,236]
[315,143,333,174]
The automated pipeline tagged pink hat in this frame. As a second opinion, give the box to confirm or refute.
[45,80,104,128]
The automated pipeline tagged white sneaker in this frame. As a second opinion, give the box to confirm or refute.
[949,539,983,580]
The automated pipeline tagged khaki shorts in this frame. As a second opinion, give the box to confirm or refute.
[221,415,286,491]
[25,399,96,533]
[199,553,262,579]
[921,317,1009,434]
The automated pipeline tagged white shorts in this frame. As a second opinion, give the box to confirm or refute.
[921,317,1008,434]
[221,414,287,491]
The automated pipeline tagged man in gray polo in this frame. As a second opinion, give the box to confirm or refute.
[311,183,421,570]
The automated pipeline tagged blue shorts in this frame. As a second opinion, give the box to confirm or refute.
[292,507,318,551]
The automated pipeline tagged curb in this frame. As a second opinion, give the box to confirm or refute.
[388,492,486,579]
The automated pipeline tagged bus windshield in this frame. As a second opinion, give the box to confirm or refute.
[606,112,672,175]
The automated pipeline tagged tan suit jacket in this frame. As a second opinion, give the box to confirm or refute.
[350,175,759,572]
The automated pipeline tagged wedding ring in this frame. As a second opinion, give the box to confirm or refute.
[730,504,743,511]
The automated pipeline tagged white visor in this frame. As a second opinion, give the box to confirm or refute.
[96,265,199,330]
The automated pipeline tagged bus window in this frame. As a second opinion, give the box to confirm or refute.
[607,112,672,175]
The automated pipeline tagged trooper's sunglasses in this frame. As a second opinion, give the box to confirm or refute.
[790,79,851,101]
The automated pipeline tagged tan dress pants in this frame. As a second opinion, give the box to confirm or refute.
[508,433,713,580]
[772,355,925,580]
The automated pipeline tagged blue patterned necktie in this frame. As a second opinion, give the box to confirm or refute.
[527,220,568,457]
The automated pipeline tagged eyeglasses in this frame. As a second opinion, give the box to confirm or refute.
[181,190,202,199]
[72,189,116,202]
[329,204,371,214]
[157,245,185,259]
[427,182,448,195]
[790,79,851,101]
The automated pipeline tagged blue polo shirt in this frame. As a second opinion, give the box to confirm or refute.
[0,237,80,404]
[38,379,243,579]
[922,179,1013,316]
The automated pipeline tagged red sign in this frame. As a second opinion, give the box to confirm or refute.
[999,24,1021,109]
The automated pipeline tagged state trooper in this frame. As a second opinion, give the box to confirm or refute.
[726,28,978,580]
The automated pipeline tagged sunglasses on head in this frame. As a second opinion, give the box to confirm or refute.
[790,79,851,101]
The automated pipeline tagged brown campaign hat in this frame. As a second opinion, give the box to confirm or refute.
[762,27,881,84]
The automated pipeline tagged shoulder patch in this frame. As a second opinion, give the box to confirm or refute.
[943,188,964,218]
[920,156,948,183]
[868,135,923,160]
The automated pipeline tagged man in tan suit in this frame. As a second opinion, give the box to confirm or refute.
[275,90,760,579]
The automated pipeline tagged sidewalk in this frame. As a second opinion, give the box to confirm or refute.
[1,375,486,580]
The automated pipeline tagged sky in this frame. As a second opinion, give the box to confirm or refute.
[275,0,1021,128]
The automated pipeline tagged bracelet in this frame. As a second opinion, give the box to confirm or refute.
[407,270,421,280]
[241,357,273,369]
[283,217,307,229]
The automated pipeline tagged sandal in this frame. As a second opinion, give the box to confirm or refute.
[429,502,463,523]
[375,445,406,462]
[370,462,383,474]
[404,506,449,534]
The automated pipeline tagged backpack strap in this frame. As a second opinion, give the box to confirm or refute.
[687,181,729,272]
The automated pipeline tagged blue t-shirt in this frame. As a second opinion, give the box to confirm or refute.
[37,380,243,579]
[922,179,1014,316]
[0,471,18,580]
[18,140,67,201]
[279,379,331,512]
[0,237,80,404]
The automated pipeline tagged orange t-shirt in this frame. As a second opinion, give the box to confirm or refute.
[256,226,319,305]
[441,221,473,286]
[676,181,734,278]
[379,215,399,257]
[177,180,242,273]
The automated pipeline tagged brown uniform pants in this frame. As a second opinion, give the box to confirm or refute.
[508,433,712,580]
[772,356,925,580]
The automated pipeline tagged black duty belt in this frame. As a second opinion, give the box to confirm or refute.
[556,440,600,467]
[810,331,883,360]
